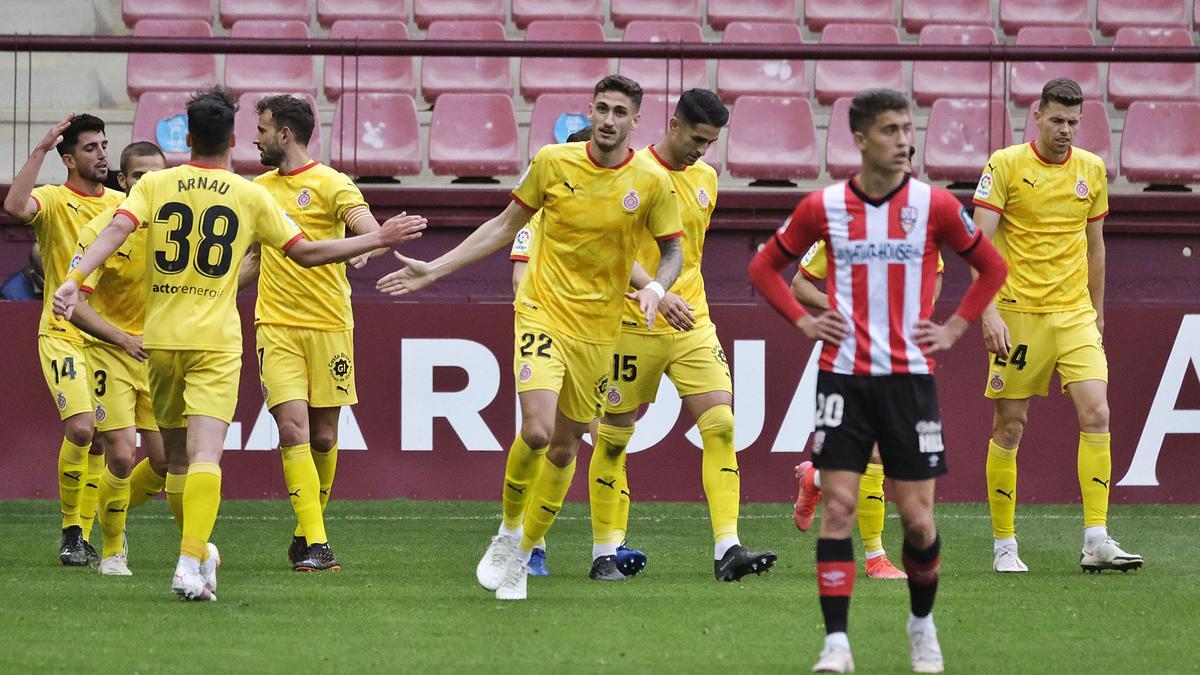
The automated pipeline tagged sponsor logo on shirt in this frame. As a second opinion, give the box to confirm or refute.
[831,241,925,265]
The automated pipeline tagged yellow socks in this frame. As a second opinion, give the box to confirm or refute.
[79,451,104,539]
[127,458,166,511]
[697,405,739,545]
[987,439,1018,539]
[57,437,89,529]
[281,444,327,545]
[521,457,577,552]
[1078,432,1112,528]
[615,460,631,544]
[295,444,339,538]
[180,462,221,561]
[590,424,633,551]
[858,462,886,554]
[96,466,130,558]
[165,472,187,533]
[502,435,545,533]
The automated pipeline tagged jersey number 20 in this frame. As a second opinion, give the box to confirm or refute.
[154,202,239,278]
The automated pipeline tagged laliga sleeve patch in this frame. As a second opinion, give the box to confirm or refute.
[974,173,993,199]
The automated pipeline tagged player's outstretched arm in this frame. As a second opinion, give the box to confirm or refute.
[970,206,1011,358]
[790,269,830,312]
[238,243,261,291]
[53,213,136,320]
[3,114,74,224]
[635,238,684,329]
[287,212,426,268]
[69,296,146,361]
[1085,218,1106,334]
[376,201,533,297]
[344,206,389,269]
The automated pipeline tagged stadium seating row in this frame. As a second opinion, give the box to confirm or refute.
[121,0,1200,36]
[127,19,1200,109]
[131,91,1200,185]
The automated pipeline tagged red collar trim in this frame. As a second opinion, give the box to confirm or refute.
[1029,141,1071,165]
[648,144,684,172]
[63,183,104,198]
[185,161,227,170]
[285,160,319,176]
[586,142,635,170]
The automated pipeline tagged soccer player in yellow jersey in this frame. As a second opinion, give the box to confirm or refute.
[250,95,384,572]
[587,89,776,582]
[69,142,169,576]
[3,113,121,566]
[971,79,1142,573]
[53,86,427,601]
[791,240,945,580]
[378,75,684,601]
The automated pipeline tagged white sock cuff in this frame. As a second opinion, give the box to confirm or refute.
[993,536,1016,552]
[714,536,740,560]
[593,543,618,560]
[498,523,522,539]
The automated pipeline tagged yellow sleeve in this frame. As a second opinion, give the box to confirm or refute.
[645,171,682,241]
[510,148,552,212]
[1087,163,1109,221]
[510,210,539,261]
[254,190,305,250]
[971,150,1008,216]
[28,185,59,227]
[799,241,828,281]
[116,178,154,228]
[328,172,369,222]
[936,251,945,274]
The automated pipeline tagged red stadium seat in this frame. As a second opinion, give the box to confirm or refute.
[225,21,316,97]
[901,0,991,34]
[231,92,322,174]
[619,21,708,94]
[131,91,193,166]
[628,94,669,152]
[428,93,521,176]
[519,21,608,100]
[805,0,894,33]
[707,0,796,31]
[219,0,308,28]
[413,0,504,29]
[528,93,594,159]
[813,24,905,106]
[824,96,921,179]
[123,0,212,26]
[1009,27,1101,107]
[726,97,819,182]
[324,21,416,100]
[127,20,217,100]
[331,93,422,177]
[1097,0,1186,36]
[999,0,1089,35]
[317,0,408,28]
[611,0,701,28]
[923,98,1013,183]
[1120,101,1200,185]
[512,0,602,29]
[421,21,511,102]
[716,22,807,102]
[912,25,1003,107]
[1108,28,1199,110]
[1021,100,1115,178]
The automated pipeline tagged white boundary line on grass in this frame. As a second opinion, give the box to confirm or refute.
[4,512,1198,522]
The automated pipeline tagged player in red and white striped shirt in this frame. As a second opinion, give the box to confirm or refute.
[748,89,1007,674]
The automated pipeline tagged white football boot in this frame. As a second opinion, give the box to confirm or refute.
[993,541,1029,573]
[908,620,945,673]
[812,636,855,673]
[1081,537,1143,573]
[476,534,520,591]
[200,543,221,593]
[495,555,529,601]
[172,557,215,602]
[99,553,132,576]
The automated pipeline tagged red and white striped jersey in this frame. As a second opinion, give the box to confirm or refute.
[775,176,982,375]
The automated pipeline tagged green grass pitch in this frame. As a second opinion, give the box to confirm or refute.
[0,499,1195,673]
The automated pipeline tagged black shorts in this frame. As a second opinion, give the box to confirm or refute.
[811,371,947,481]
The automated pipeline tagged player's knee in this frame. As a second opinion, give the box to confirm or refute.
[519,424,552,451]
[696,404,734,447]
[1078,400,1110,432]
[310,428,337,453]
[149,454,168,476]
[64,418,94,447]
[274,417,307,447]
[107,447,136,477]
[902,518,937,549]
[992,413,1026,447]
[545,443,576,468]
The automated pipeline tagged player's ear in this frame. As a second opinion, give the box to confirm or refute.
[631,111,640,131]
[229,132,237,149]
[185,132,193,149]
[117,172,129,191]
[853,130,867,152]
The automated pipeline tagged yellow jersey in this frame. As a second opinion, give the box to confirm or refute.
[800,240,944,281]
[116,162,304,353]
[511,141,682,344]
[972,141,1108,313]
[77,207,149,337]
[29,184,124,343]
[619,145,717,336]
[253,161,368,331]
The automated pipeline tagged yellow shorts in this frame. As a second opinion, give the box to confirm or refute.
[38,335,93,421]
[984,307,1108,399]
[87,341,158,433]
[603,322,732,414]
[514,313,614,424]
[148,349,242,428]
[256,324,357,410]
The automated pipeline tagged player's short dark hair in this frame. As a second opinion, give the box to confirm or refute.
[1039,78,1084,111]
[674,89,729,128]
[56,114,106,156]
[566,127,593,142]
[187,85,239,156]
[848,88,910,135]
[255,94,315,144]
[594,75,643,110]
[119,141,165,175]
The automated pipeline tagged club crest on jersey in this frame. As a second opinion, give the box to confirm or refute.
[900,206,918,234]
[975,173,993,199]
[328,353,352,382]
[696,187,710,208]
[1075,178,1089,198]
[57,392,67,410]
[296,188,312,208]
[606,385,622,407]
[622,189,640,213]
[95,403,106,423]
[518,362,533,383]
[989,371,1005,391]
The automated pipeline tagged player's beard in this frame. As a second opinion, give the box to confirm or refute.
[592,131,626,154]
[258,143,284,167]
[79,163,107,185]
